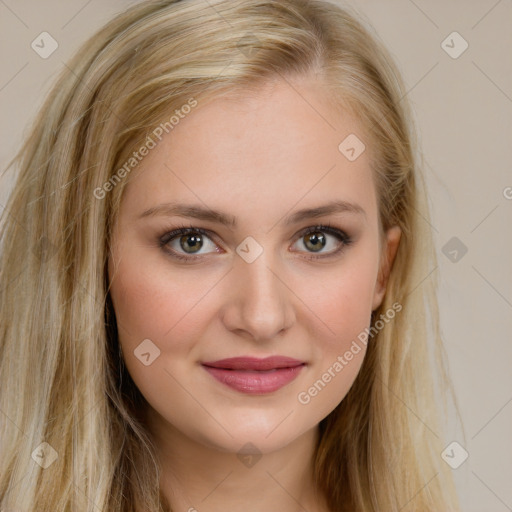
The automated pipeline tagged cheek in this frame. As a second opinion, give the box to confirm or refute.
[303,251,379,348]
[109,251,217,348]
[292,248,379,412]
[316,271,374,332]
[108,254,216,416]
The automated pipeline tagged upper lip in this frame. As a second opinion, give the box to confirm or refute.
[201,356,305,371]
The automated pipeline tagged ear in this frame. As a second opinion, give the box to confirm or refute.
[372,225,401,311]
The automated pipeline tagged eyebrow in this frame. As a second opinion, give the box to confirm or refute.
[138,199,366,227]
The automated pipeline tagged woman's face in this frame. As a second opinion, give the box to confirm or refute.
[108,76,400,455]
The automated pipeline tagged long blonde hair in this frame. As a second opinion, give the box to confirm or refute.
[0,0,461,510]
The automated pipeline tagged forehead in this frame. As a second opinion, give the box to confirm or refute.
[119,77,378,225]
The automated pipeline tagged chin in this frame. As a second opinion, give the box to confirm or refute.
[189,416,316,456]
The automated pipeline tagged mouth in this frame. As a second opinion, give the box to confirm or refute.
[201,356,306,394]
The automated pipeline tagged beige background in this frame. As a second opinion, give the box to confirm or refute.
[1,1,511,510]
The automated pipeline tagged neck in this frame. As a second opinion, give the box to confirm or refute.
[145,407,329,512]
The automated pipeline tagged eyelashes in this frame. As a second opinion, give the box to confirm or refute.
[159,225,220,262]
[158,222,353,263]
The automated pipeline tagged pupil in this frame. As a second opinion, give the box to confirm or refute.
[181,233,203,253]
[305,232,325,252]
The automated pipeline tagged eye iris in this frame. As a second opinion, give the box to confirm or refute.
[180,233,203,253]
[304,232,326,252]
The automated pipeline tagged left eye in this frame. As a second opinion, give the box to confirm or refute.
[291,227,347,255]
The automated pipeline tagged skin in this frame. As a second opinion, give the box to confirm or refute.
[108,75,401,512]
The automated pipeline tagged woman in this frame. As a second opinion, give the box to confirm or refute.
[0,0,461,510]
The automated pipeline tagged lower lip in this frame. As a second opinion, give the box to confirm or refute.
[202,365,305,394]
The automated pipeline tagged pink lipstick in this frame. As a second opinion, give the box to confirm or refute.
[201,356,305,394]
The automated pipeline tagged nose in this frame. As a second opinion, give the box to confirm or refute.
[220,250,296,341]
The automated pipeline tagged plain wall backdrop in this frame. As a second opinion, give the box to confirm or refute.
[0,0,511,510]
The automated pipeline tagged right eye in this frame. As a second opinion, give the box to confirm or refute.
[159,226,222,262]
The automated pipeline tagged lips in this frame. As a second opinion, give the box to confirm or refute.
[201,356,306,394]
[202,356,304,371]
